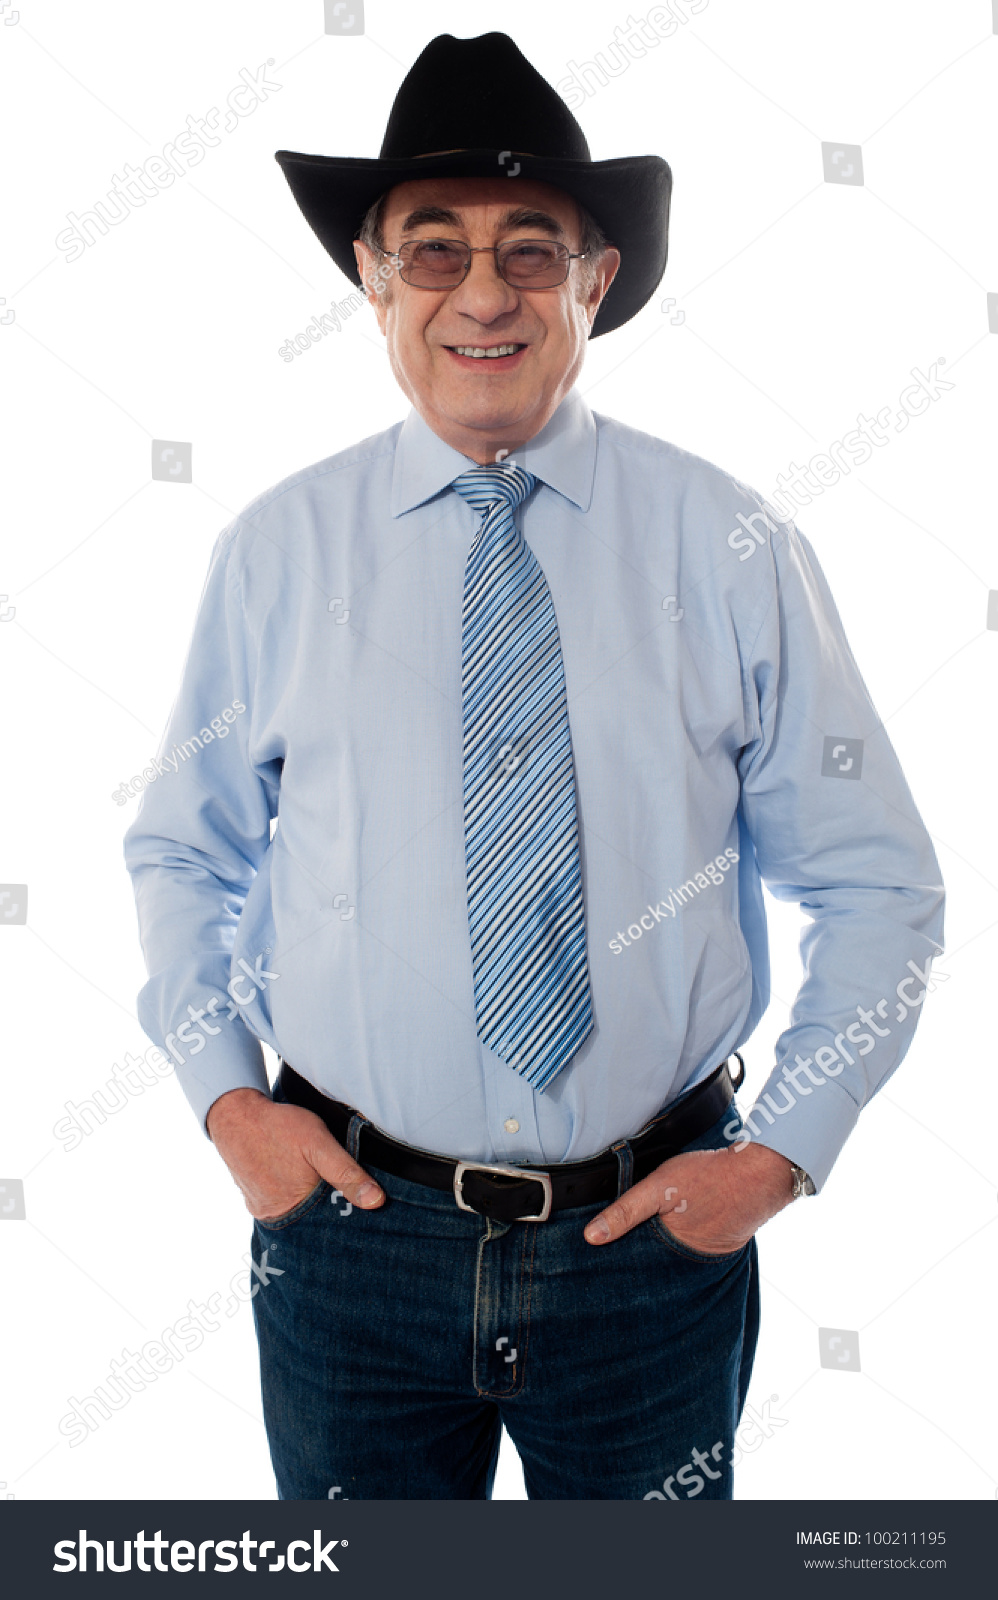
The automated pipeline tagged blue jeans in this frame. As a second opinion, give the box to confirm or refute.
[252,1092,760,1499]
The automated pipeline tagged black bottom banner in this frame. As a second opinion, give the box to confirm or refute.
[1,1500,991,1596]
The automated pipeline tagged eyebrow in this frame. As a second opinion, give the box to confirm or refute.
[398,204,568,238]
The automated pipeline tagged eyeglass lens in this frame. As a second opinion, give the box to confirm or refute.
[398,239,571,287]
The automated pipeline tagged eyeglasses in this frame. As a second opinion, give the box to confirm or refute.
[376,237,589,290]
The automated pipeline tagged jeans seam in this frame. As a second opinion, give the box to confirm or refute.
[473,1220,534,1401]
[347,1111,371,1161]
[504,1221,535,1400]
[472,1219,492,1399]
[612,1138,634,1198]
[518,1222,534,1388]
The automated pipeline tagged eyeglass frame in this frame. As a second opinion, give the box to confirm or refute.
[371,236,591,290]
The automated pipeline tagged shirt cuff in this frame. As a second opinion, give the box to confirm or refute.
[163,1022,272,1139]
[737,1070,861,1192]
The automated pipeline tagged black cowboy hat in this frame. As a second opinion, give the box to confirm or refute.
[274,31,671,338]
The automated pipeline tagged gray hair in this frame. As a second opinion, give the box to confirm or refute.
[356,191,609,299]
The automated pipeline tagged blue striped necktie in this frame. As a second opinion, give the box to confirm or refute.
[452,462,593,1090]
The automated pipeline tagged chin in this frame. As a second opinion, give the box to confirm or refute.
[443,388,536,430]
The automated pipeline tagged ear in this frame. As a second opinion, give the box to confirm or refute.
[353,240,390,332]
[584,246,621,330]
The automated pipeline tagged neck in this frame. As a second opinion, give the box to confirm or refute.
[405,392,571,464]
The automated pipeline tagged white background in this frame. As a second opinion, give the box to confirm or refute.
[1,0,995,1502]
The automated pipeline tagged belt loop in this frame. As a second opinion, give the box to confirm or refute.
[346,1110,371,1161]
[612,1139,634,1199]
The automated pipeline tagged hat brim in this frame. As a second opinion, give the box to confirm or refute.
[274,148,671,338]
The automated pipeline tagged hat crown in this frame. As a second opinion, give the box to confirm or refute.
[379,32,591,164]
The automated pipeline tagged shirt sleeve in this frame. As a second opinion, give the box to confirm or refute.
[735,519,945,1190]
[123,525,277,1137]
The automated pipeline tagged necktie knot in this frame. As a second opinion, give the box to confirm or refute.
[451,462,536,514]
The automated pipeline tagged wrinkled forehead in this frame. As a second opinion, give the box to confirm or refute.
[378,175,583,243]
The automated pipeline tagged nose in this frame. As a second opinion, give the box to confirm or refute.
[447,249,520,325]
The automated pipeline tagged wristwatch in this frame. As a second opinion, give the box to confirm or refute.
[789,1161,816,1199]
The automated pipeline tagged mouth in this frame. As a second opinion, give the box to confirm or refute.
[444,342,529,368]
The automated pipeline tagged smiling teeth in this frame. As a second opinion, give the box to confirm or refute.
[453,344,521,358]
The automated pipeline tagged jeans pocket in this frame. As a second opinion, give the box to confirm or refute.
[647,1214,750,1264]
[254,1178,331,1231]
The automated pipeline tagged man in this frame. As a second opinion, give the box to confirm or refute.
[124,33,944,1500]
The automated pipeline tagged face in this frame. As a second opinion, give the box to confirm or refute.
[353,177,620,462]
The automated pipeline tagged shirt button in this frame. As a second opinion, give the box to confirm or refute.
[503,1118,520,1134]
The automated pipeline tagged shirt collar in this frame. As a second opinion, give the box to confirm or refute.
[390,386,597,518]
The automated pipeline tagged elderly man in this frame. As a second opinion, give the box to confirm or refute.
[124,33,943,1500]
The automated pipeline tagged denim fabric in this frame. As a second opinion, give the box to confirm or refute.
[252,1095,760,1500]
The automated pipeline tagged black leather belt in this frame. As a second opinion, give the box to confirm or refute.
[276,1054,744,1224]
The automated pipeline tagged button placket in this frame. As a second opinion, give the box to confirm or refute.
[480,1041,546,1161]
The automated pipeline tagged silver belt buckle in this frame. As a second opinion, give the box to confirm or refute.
[452,1160,553,1222]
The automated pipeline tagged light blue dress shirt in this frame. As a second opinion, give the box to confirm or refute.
[123,387,944,1190]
